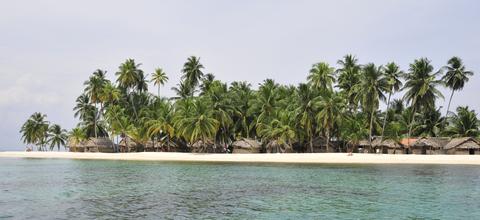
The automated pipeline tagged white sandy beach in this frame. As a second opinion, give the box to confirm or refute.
[1,151,480,165]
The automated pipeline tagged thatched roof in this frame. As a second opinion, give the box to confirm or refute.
[411,137,450,149]
[358,140,372,147]
[265,140,291,153]
[83,137,114,148]
[119,136,139,148]
[372,139,402,149]
[444,137,480,150]
[232,138,261,150]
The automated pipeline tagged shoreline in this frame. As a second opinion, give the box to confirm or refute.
[1,152,480,165]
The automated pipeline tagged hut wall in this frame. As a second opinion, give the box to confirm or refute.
[446,148,480,155]
[387,148,405,154]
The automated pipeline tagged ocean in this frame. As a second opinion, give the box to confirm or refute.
[0,158,479,219]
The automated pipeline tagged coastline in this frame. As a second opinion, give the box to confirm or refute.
[1,151,480,165]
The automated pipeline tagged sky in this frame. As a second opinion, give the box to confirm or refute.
[1,0,479,150]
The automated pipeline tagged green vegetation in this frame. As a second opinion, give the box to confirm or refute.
[20,55,478,152]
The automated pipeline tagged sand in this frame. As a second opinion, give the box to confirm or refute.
[1,151,480,165]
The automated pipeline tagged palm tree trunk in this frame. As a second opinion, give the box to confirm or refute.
[94,104,97,138]
[369,109,375,151]
[444,90,455,127]
[326,130,330,152]
[158,85,161,97]
[380,92,392,142]
[309,135,314,153]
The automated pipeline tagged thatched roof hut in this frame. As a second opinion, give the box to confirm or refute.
[412,137,450,150]
[191,140,226,153]
[119,137,143,152]
[69,137,115,153]
[232,138,261,153]
[372,139,401,149]
[444,137,480,154]
[265,140,292,153]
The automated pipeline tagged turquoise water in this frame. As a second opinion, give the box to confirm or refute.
[1,158,479,219]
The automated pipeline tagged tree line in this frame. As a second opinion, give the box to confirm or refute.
[20,55,478,152]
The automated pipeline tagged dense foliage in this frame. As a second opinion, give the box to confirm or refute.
[20,55,478,152]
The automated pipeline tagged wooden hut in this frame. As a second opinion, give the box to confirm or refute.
[265,140,293,153]
[119,136,143,152]
[444,137,480,155]
[373,139,404,154]
[232,138,261,153]
[69,137,115,153]
[410,137,450,155]
[357,140,374,153]
[191,140,226,153]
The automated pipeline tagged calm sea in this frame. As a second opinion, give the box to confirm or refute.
[0,158,479,219]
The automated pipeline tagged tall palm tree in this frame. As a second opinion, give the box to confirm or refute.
[402,58,444,140]
[251,79,279,125]
[336,54,361,112]
[355,63,388,146]
[84,70,108,138]
[296,83,318,153]
[20,112,49,151]
[181,56,204,96]
[307,62,335,94]
[151,68,169,97]
[47,124,68,151]
[441,57,474,118]
[380,62,404,141]
[230,81,255,139]
[445,106,479,137]
[316,92,345,152]
[116,59,144,118]
[73,94,94,121]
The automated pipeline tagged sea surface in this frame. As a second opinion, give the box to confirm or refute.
[0,158,479,219]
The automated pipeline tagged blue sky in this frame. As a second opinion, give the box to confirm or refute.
[1,0,479,149]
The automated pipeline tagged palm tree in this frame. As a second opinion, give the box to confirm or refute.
[173,98,219,146]
[68,127,86,151]
[445,106,479,137]
[296,83,319,153]
[47,124,68,151]
[316,92,345,152]
[380,62,404,141]
[441,57,474,118]
[116,59,144,118]
[336,54,361,112]
[402,58,444,140]
[355,63,388,147]
[84,70,108,138]
[307,62,335,94]
[181,56,204,96]
[251,79,279,125]
[73,94,94,121]
[20,112,49,151]
[151,68,169,97]
[257,110,296,153]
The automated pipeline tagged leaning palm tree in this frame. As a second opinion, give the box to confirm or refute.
[229,81,255,139]
[402,58,444,140]
[316,92,345,152]
[380,62,404,141]
[355,63,388,147]
[441,57,474,118]
[257,110,297,153]
[181,56,204,96]
[307,62,335,94]
[47,124,68,151]
[151,68,169,97]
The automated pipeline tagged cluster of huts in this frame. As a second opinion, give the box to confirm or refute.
[69,136,480,155]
